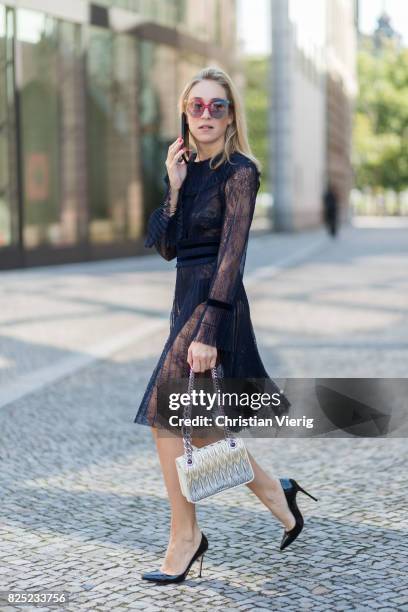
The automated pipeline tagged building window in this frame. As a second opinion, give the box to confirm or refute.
[87,26,141,243]
[0,6,18,249]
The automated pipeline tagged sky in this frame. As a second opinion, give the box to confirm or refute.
[237,0,408,55]
[359,0,408,41]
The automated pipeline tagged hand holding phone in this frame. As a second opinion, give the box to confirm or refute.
[165,137,188,192]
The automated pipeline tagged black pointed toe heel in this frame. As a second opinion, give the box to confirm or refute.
[141,532,208,584]
[279,478,318,551]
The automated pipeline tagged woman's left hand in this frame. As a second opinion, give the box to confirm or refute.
[187,341,217,373]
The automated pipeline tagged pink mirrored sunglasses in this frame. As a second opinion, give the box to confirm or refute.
[185,97,232,119]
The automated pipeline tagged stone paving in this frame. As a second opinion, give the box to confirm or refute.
[0,219,407,611]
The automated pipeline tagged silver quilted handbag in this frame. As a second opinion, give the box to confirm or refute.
[175,366,254,503]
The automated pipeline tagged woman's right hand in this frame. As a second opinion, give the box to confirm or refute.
[166,137,189,191]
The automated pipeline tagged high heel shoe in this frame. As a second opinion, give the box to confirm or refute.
[141,532,208,584]
[279,478,318,551]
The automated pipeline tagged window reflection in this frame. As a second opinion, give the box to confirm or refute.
[17,10,142,249]
[0,6,18,249]
[0,1,233,266]
[18,9,61,247]
[0,6,9,247]
[139,41,178,225]
[87,27,141,243]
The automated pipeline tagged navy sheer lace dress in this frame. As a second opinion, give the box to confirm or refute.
[134,150,291,431]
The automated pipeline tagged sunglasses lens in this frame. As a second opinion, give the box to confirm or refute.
[209,101,227,118]
[188,101,205,117]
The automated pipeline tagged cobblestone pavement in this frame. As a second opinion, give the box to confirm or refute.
[0,220,407,611]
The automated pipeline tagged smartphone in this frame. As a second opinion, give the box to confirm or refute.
[181,112,190,164]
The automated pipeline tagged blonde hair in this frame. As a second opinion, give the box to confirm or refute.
[178,66,261,173]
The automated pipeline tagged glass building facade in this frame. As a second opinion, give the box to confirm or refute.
[0,0,237,268]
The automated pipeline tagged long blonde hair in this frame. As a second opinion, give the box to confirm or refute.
[178,66,261,173]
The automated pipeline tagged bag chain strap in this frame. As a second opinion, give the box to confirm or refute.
[181,366,237,466]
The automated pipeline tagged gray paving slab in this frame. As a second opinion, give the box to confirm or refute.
[0,220,407,610]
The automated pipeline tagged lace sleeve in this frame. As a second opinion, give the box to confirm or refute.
[144,174,178,261]
[191,162,260,350]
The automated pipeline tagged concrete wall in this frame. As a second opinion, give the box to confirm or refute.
[271,0,357,231]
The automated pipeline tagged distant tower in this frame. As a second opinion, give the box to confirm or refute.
[373,3,402,50]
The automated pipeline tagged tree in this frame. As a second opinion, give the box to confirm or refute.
[353,39,408,202]
[242,56,269,192]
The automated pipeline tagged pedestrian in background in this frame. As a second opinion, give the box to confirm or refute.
[323,182,339,237]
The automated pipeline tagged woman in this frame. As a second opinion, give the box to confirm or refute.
[134,67,317,584]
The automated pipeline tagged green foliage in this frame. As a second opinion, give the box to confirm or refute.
[353,41,408,192]
[242,56,269,191]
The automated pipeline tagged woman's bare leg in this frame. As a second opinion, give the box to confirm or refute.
[245,451,296,531]
[150,426,202,575]
[192,431,296,531]
[150,423,295,575]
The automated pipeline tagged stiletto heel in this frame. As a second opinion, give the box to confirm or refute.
[197,553,204,577]
[279,478,318,551]
[142,532,208,584]
[295,482,318,502]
